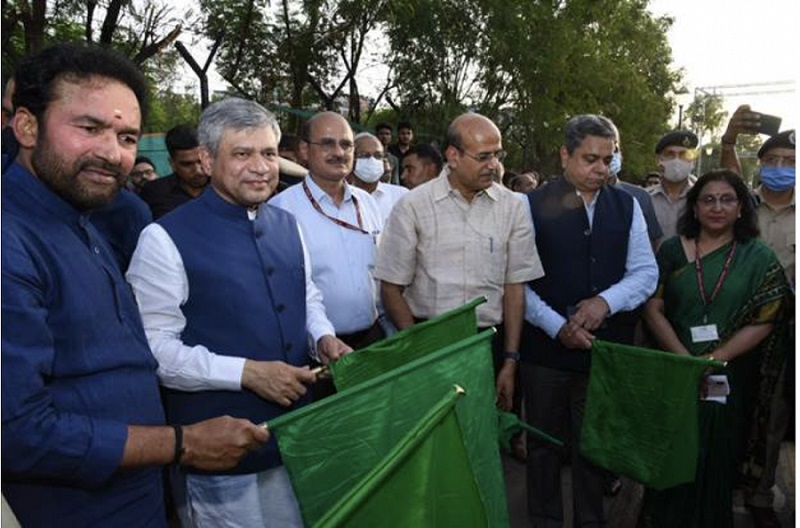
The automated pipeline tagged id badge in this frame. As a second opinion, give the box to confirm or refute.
[690,324,719,343]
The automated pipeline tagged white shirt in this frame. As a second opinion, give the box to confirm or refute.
[270,176,384,334]
[525,194,658,338]
[126,213,335,392]
[371,182,409,225]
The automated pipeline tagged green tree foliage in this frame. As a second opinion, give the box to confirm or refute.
[685,92,727,142]
[372,0,680,180]
[1,0,200,133]
[198,0,389,133]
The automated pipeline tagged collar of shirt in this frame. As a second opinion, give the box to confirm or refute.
[307,173,354,205]
[649,181,692,199]
[755,185,795,210]
[575,186,603,227]
[431,167,500,203]
[372,182,387,198]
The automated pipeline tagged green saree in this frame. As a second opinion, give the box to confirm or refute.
[645,236,789,528]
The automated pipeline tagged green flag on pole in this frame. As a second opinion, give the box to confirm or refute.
[581,340,725,489]
[328,297,484,390]
[315,386,486,528]
[268,328,508,527]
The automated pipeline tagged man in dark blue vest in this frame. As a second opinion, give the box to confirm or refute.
[127,97,350,527]
[521,114,658,526]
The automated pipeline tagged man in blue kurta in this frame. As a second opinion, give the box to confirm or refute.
[521,114,659,527]
[1,44,269,527]
[127,97,350,527]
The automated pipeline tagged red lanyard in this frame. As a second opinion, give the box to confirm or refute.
[694,239,737,318]
[302,180,368,234]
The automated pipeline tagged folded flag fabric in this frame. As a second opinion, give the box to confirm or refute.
[497,410,563,453]
[329,297,484,390]
[268,328,508,527]
[315,387,486,528]
[581,340,725,490]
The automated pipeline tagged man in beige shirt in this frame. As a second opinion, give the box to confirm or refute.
[374,112,544,411]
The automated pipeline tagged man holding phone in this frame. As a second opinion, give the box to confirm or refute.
[721,107,794,528]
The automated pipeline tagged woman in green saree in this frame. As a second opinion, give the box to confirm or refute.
[643,169,789,527]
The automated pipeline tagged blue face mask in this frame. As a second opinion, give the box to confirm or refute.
[609,152,622,176]
[760,165,795,192]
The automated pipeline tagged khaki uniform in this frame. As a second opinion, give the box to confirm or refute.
[755,187,795,287]
[648,180,693,246]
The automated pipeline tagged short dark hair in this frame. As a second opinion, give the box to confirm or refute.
[406,143,443,174]
[164,124,199,156]
[14,42,148,126]
[375,122,393,133]
[563,115,616,154]
[678,169,759,243]
[134,155,154,166]
[397,121,413,132]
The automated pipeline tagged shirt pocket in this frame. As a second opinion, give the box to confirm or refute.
[476,232,506,286]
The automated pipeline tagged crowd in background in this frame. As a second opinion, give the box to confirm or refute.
[1,42,794,528]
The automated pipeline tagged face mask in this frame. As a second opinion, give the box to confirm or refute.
[609,152,622,177]
[353,157,384,183]
[660,158,693,183]
[760,165,796,192]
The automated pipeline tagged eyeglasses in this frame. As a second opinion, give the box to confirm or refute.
[455,146,507,163]
[761,155,795,168]
[697,195,739,208]
[307,138,355,152]
[355,152,385,160]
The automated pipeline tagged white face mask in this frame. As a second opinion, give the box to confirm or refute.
[353,157,384,183]
[660,158,693,183]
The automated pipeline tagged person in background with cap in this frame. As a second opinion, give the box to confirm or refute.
[648,130,699,248]
[720,107,795,528]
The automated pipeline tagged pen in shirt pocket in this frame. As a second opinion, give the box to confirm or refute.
[489,237,494,253]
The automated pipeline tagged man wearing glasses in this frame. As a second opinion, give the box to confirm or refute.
[375,112,543,412]
[648,130,699,247]
[270,112,385,397]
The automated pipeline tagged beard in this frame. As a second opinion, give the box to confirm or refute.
[31,136,126,210]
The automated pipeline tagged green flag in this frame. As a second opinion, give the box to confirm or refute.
[581,340,725,489]
[268,329,508,527]
[328,297,485,390]
[316,387,486,528]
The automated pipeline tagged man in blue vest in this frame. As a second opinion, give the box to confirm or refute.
[521,114,658,526]
[2,43,269,528]
[126,97,350,527]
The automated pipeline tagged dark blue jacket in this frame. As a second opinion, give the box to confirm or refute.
[159,189,309,474]
[523,177,638,372]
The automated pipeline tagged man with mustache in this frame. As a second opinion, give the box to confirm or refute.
[375,112,543,412]
[270,112,385,399]
[140,124,210,219]
[127,98,349,526]
[2,43,269,528]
